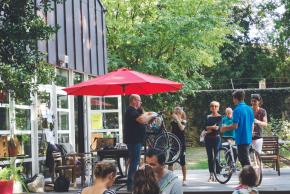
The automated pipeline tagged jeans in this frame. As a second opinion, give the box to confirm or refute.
[205,135,221,173]
[237,144,250,167]
[127,143,142,191]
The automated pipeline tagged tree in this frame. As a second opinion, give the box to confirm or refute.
[0,0,62,100]
[204,0,290,89]
[103,0,238,110]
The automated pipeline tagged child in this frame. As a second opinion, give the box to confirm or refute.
[222,107,235,141]
[232,165,259,194]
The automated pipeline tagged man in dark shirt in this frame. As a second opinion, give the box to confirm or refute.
[124,94,155,191]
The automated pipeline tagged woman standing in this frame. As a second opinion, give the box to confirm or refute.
[204,101,222,182]
[168,106,187,186]
[251,94,268,154]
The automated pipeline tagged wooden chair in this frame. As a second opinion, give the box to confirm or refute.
[51,152,77,184]
[260,136,280,175]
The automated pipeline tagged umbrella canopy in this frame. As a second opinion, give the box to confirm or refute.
[63,68,182,96]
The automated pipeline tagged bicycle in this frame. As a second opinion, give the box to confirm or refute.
[145,112,182,165]
[214,140,262,186]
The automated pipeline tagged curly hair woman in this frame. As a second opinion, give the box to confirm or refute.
[133,165,160,194]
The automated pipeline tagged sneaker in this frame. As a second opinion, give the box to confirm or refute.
[182,180,187,186]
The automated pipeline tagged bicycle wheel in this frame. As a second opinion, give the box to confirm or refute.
[249,149,263,186]
[214,147,233,184]
[153,132,181,164]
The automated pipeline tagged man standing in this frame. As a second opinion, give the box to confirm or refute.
[221,90,254,166]
[124,94,154,191]
[145,148,182,194]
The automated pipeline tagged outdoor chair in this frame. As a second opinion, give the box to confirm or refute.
[260,136,280,175]
[51,151,78,185]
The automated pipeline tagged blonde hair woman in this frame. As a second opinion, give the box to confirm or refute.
[168,106,187,185]
[204,101,222,182]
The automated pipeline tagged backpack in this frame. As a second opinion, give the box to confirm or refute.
[54,175,70,192]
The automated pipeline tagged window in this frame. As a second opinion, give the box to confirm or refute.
[15,109,31,131]
[0,107,9,131]
[56,68,69,87]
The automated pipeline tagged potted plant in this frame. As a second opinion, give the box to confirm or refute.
[0,158,28,194]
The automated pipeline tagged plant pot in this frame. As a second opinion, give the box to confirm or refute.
[13,180,23,193]
[0,180,14,194]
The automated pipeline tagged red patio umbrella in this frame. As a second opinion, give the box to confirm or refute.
[63,68,182,96]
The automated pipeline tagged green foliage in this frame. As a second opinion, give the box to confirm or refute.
[103,0,239,110]
[264,117,290,140]
[205,0,290,89]
[0,158,23,181]
[0,0,61,100]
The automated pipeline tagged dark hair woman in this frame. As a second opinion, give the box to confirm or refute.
[81,161,117,194]
[251,94,268,154]
[133,165,160,194]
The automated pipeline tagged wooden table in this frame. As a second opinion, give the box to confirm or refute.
[97,149,129,177]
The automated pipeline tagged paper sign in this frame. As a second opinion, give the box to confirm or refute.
[91,113,103,129]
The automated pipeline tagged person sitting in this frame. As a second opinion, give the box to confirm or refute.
[145,148,182,194]
[232,165,259,194]
[133,165,160,194]
[81,161,117,194]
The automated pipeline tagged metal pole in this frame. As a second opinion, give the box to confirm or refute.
[231,79,234,89]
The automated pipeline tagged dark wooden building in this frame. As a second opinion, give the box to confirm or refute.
[38,0,107,74]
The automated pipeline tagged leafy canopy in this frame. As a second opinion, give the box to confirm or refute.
[103,0,238,110]
[0,0,62,100]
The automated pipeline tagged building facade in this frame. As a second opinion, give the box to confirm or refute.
[0,0,122,177]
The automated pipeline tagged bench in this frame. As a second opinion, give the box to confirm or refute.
[260,136,280,175]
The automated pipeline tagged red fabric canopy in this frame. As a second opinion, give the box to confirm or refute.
[63,68,182,96]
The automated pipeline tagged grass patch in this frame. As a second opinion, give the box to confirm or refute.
[170,146,209,170]
[188,160,208,170]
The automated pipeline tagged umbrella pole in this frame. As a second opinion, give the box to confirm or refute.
[121,85,126,144]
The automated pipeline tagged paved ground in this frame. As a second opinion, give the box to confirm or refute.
[41,168,290,194]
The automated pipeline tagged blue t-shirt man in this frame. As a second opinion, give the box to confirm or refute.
[221,90,254,167]
[233,102,254,145]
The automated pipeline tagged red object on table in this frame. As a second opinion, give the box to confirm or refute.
[0,180,14,194]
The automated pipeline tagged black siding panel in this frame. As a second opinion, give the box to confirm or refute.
[96,1,104,75]
[102,6,107,74]
[37,0,107,75]
[82,0,90,74]
[65,0,75,69]
[89,0,98,75]
[74,0,83,72]
[56,3,66,67]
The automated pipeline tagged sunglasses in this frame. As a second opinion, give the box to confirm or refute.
[251,94,261,101]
